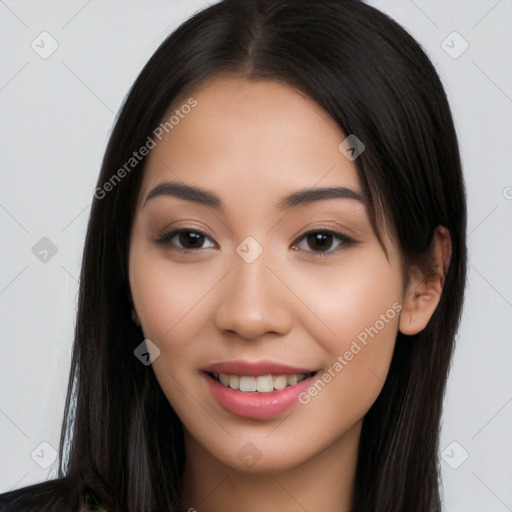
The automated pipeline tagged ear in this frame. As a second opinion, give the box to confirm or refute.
[399,225,452,335]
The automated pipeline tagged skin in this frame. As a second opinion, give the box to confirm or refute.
[128,75,450,512]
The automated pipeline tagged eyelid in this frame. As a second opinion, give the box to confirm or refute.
[153,227,216,250]
[153,226,356,256]
[291,228,356,257]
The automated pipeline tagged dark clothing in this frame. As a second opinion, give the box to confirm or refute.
[0,476,107,512]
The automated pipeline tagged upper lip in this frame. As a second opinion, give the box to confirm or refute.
[202,359,317,376]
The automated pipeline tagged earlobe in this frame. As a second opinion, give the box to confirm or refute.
[399,225,451,335]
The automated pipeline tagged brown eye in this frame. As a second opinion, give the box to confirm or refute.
[178,231,206,249]
[154,229,215,251]
[306,232,335,252]
[293,230,355,256]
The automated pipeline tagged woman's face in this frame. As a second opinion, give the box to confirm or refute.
[129,75,406,472]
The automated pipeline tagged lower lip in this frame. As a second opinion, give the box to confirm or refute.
[204,372,317,420]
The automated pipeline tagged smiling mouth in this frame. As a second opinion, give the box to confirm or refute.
[206,371,318,393]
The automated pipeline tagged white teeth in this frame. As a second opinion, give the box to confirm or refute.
[229,374,239,390]
[287,374,298,386]
[213,372,312,392]
[273,375,287,390]
[256,375,274,393]
[239,376,257,392]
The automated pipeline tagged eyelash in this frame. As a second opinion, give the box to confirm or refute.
[153,228,356,258]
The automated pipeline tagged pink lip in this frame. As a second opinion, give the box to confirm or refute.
[202,359,315,376]
[203,373,317,420]
[201,360,318,420]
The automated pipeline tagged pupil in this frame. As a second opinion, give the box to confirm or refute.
[180,231,203,248]
[308,233,332,251]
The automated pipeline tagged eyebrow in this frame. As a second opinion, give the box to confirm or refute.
[143,181,365,210]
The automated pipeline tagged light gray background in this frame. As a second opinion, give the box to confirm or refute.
[0,1,511,511]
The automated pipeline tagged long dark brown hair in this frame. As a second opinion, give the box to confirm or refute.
[0,1,467,510]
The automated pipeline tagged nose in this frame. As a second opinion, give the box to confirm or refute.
[214,250,294,340]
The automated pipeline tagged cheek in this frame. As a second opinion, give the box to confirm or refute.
[129,253,223,348]
[129,255,221,411]
[287,248,403,354]
[285,251,402,419]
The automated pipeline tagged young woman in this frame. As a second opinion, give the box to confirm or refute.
[0,0,467,510]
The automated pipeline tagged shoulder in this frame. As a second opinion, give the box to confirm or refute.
[0,477,72,512]
[0,475,106,512]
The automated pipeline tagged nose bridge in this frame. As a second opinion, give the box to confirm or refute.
[233,245,274,304]
[214,240,293,339]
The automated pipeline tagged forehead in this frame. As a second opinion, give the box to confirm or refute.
[141,75,361,205]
